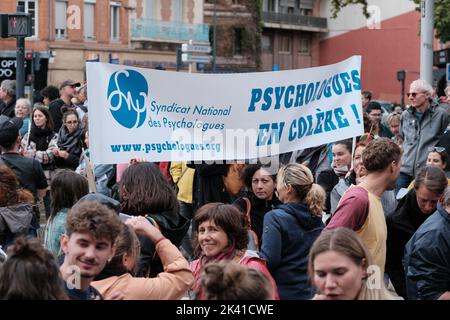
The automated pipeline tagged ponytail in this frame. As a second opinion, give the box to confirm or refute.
[304,183,325,217]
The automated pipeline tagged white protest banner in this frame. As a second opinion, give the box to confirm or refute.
[87,56,363,164]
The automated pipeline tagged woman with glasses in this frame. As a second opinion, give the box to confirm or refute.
[260,163,325,299]
[53,109,84,171]
[14,98,32,136]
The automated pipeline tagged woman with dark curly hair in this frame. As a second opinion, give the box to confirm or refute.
[190,203,278,300]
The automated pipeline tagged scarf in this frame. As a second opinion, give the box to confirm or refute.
[29,126,54,151]
[57,125,84,157]
[332,162,350,177]
[192,246,243,299]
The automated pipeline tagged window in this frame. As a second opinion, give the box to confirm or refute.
[299,34,311,54]
[234,28,243,56]
[262,35,272,53]
[84,1,95,40]
[300,9,312,16]
[110,2,120,40]
[279,35,291,53]
[17,0,37,37]
[265,0,277,12]
[55,0,67,39]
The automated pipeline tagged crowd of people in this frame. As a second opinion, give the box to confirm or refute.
[0,76,449,300]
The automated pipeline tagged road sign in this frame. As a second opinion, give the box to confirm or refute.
[181,53,212,64]
[447,63,450,83]
[181,43,211,54]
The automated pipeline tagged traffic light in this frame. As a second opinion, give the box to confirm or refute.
[7,13,32,37]
[397,70,406,82]
[24,52,41,72]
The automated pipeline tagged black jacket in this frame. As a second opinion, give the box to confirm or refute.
[187,163,230,211]
[385,189,431,298]
[233,193,281,244]
[404,205,450,300]
[0,98,16,118]
[317,169,340,215]
[136,210,190,277]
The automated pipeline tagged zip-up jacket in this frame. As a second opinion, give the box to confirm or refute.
[400,103,449,177]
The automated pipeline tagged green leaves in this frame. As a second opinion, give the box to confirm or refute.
[331,0,450,43]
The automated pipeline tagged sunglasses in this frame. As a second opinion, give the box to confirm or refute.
[406,92,425,98]
[65,120,78,125]
[428,146,446,153]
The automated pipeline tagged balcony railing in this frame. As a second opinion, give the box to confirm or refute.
[262,11,327,30]
[131,19,209,43]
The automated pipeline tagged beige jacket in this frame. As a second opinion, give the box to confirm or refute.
[92,239,193,300]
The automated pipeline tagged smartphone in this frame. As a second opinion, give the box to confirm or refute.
[119,213,133,222]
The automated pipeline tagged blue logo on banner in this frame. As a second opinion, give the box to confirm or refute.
[107,70,148,129]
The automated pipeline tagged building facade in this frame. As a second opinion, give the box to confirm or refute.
[260,0,327,71]
[318,0,438,103]
[0,0,207,92]
[202,0,260,73]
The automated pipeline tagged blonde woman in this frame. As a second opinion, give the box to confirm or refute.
[308,227,396,300]
[260,163,325,300]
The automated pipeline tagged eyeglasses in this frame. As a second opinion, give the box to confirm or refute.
[428,146,446,153]
[406,92,424,98]
[65,120,78,125]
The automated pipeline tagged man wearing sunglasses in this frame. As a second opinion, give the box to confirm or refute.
[396,79,449,192]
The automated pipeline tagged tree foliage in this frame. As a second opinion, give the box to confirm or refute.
[331,0,450,43]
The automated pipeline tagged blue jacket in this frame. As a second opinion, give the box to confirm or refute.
[404,205,450,300]
[260,202,324,300]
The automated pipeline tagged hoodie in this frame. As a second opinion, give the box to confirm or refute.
[0,203,33,248]
[260,203,324,300]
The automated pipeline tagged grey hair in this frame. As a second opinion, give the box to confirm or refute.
[410,79,433,96]
[16,98,32,115]
[443,186,450,208]
[0,80,16,97]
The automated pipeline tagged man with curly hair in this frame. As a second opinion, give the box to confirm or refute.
[59,201,122,300]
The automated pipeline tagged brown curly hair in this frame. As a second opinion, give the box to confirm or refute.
[65,201,122,244]
[0,165,33,207]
